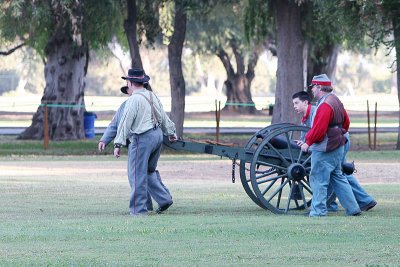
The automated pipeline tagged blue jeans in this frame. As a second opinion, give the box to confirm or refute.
[327,135,374,211]
[310,146,361,216]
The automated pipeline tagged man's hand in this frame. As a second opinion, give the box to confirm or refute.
[295,140,304,146]
[114,147,121,158]
[300,143,309,152]
[98,141,106,152]
[168,134,177,142]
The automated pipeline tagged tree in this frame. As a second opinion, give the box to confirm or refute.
[270,0,308,124]
[245,0,374,124]
[161,0,214,137]
[167,1,187,138]
[0,1,120,140]
[187,1,263,114]
[124,0,143,68]
[245,0,308,123]
[392,8,400,149]
[121,0,162,69]
[304,7,340,87]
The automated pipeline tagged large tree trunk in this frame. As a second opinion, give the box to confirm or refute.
[272,0,305,124]
[306,44,340,87]
[19,31,87,140]
[393,17,400,150]
[217,45,258,114]
[125,0,143,69]
[224,75,256,114]
[168,4,187,138]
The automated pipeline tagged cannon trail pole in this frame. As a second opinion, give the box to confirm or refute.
[367,100,371,149]
[215,99,221,143]
[43,104,49,150]
[374,102,378,150]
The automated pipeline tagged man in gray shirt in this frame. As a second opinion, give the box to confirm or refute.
[98,84,158,212]
[114,68,177,216]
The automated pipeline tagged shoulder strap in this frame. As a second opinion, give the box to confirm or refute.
[136,92,159,126]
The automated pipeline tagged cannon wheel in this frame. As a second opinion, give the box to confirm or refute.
[239,123,294,209]
[249,125,314,214]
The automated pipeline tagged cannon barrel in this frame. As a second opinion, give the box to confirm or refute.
[163,135,254,162]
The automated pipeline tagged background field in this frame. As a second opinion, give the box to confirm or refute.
[0,155,399,266]
[0,94,398,128]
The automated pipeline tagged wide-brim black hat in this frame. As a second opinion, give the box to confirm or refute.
[120,82,149,94]
[121,68,150,83]
[120,86,128,94]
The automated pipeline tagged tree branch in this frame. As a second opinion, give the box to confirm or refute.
[246,48,260,81]
[230,40,245,74]
[0,43,26,56]
[217,48,235,78]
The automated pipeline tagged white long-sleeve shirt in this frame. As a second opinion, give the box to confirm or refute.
[114,89,176,146]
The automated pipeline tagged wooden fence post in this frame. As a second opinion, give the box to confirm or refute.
[43,104,49,150]
[367,100,371,149]
[215,100,221,143]
[374,102,377,150]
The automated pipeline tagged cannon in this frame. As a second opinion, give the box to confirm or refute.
[163,123,336,215]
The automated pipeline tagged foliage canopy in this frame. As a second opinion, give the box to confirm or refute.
[0,0,121,56]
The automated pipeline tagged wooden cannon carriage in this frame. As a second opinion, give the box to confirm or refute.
[163,123,335,215]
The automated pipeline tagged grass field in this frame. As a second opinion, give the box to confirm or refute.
[0,131,399,157]
[0,155,399,266]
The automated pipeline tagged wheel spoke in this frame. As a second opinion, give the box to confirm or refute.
[301,154,312,166]
[247,167,276,182]
[257,173,287,185]
[284,132,295,163]
[266,179,289,202]
[254,168,280,179]
[261,178,278,196]
[255,160,287,171]
[285,190,292,213]
[297,149,304,163]
[266,143,291,166]
[284,181,297,212]
[276,179,286,209]
[298,183,310,209]
[300,179,312,194]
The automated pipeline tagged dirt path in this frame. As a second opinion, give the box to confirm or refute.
[159,160,400,184]
[1,159,398,184]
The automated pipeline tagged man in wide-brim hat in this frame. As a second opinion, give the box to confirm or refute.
[98,69,157,211]
[113,68,176,217]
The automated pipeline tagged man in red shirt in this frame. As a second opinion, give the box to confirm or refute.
[300,74,361,217]
[293,91,377,213]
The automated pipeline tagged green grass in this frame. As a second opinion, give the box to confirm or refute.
[347,150,400,162]
[0,156,399,266]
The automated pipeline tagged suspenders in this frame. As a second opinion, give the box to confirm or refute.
[136,92,160,128]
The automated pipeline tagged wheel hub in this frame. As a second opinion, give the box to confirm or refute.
[287,163,306,181]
